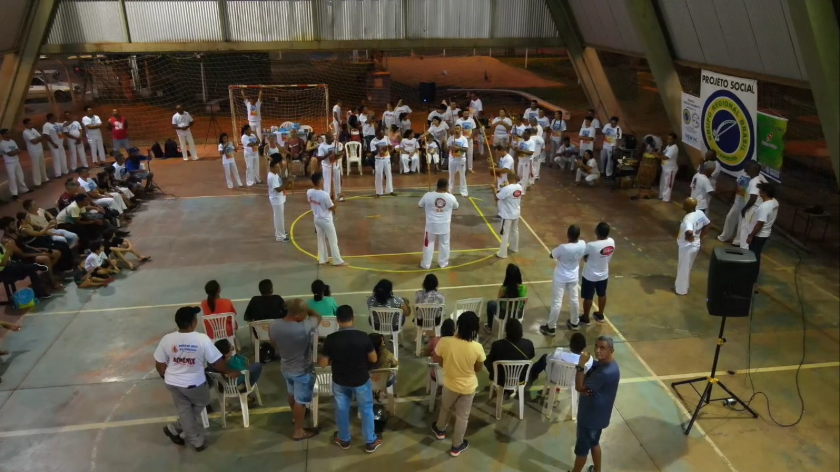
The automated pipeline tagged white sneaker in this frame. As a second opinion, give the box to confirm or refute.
[190,157,199,161]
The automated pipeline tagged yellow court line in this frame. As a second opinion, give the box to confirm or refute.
[468,196,502,243]
[342,247,499,259]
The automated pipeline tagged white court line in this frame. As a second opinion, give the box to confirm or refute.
[0,361,834,439]
[29,280,554,316]
[518,212,739,472]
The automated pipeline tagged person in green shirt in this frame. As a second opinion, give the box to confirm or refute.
[214,339,262,395]
[306,279,338,317]
[484,263,528,332]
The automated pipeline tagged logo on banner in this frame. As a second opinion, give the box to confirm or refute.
[702,90,754,170]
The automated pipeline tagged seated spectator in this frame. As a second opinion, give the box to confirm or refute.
[0,216,63,290]
[113,152,145,196]
[22,199,79,249]
[15,211,74,273]
[484,318,535,385]
[284,129,315,176]
[485,263,528,332]
[528,332,592,386]
[55,194,111,246]
[98,166,136,208]
[57,178,79,211]
[426,318,455,357]
[126,147,154,192]
[80,240,119,281]
[214,339,262,404]
[201,280,237,338]
[0,234,51,299]
[415,273,445,328]
[306,279,338,317]
[369,332,398,388]
[305,133,321,173]
[76,167,128,217]
[103,232,150,270]
[244,279,287,322]
[367,279,410,331]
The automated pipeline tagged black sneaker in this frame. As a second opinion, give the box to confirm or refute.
[163,425,185,446]
[539,325,556,336]
[431,423,446,440]
[593,312,605,323]
[332,431,350,450]
[449,440,469,457]
[194,443,208,452]
[579,314,591,326]
[483,324,492,333]
[566,320,579,331]
[34,263,49,272]
[365,435,382,453]
[40,294,52,300]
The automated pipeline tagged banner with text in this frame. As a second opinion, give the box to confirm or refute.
[681,93,703,151]
[756,112,787,183]
[700,70,758,175]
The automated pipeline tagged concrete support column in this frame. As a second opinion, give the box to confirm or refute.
[0,0,60,131]
[624,0,703,168]
[786,0,840,186]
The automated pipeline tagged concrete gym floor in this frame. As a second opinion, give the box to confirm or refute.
[0,150,837,472]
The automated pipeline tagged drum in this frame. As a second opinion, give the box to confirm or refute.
[637,153,659,188]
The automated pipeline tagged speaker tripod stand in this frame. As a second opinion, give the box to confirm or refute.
[671,315,758,435]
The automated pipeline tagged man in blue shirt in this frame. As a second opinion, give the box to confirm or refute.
[126,147,155,192]
[572,335,620,472]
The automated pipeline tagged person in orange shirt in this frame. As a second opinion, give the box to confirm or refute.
[201,280,237,338]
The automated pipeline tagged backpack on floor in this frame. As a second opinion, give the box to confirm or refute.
[150,141,164,158]
[12,288,37,309]
[163,139,179,158]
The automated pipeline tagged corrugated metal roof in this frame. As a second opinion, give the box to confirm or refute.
[749,0,807,80]
[493,0,557,39]
[226,0,314,42]
[328,0,404,41]
[126,0,223,43]
[46,0,126,45]
[0,0,31,54]
[566,0,642,53]
[405,0,490,39]
[657,0,705,63]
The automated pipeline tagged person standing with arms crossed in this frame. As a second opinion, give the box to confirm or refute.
[172,105,199,161]
[108,109,131,156]
[657,133,679,202]
[746,183,779,283]
[242,88,263,140]
[0,129,29,199]
[581,222,615,324]
[514,129,535,194]
[447,125,470,197]
[268,158,293,242]
[494,172,522,259]
[82,107,106,166]
[241,125,262,186]
[675,197,710,295]
[43,113,69,177]
[307,173,346,266]
[371,130,395,198]
[22,118,51,186]
[737,161,767,248]
[62,111,88,169]
[419,178,459,270]
[541,224,587,335]
[489,144,514,218]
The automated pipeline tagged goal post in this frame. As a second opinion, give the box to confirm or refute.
[228,84,330,138]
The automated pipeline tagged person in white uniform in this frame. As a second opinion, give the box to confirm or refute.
[77,167,127,215]
[217,133,243,189]
[583,108,601,130]
[513,129,535,194]
[490,109,513,148]
[495,172,523,259]
[394,100,412,121]
[547,110,566,168]
[697,149,722,189]
[332,100,342,126]
[172,105,199,161]
[62,111,88,169]
[469,92,483,115]
[540,224,586,335]
[738,161,767,249]
[399,130,420,174]
[82,107,106,165]
[241,89,263,140]
[0,129,29,199]
[419,178,460,270]
[307,172,346,266]
[268,158,293,242]
[554,136,578,171]
[317,133,345,202]
[575,149,600,186]
[523,101,540,122]
[578,116,596,157]
[675,197,710,295]
[690,162,716,214]
[718,164,755,244]
[423,134,441,173]
[455,110,477,173]
[746,183,779,282]
[447,125,470,197]
[600,116,622,178]
[658,133,679,202]
[22,118,51,186]
[381,103,397,131]
[241,125,261,187]
[43,113,69,177]
[370,129,395,198]
[528,124,546,185]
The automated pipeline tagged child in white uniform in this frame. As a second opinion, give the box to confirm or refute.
[218,133,243,189]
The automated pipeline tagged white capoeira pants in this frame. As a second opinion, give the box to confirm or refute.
[4,161,28,196]
[675,244,700,295]
[493,135,509,148]
[400,152,419,173]
[374,158,393,195]
[426,152,440,166]
[476,131,485,156]
[576,169,599,185]
[497,218,519,258]
[88,137,106,164]
[448,157,468,197]
[223,161,243,189]
[549,138,562,165]
[659,167,677,202]
[738,206,759,250]
[530,155,542,184]
[29,150,48,185]
[517,158,531,194]
[421,231,450,269]
[314,218,344,265]
[466,138,474,171]
[600,146,615,177]
[94,196,125,215]
[718,198,745,243]
[323,162,342,197]
[115,186,134,200]
[547,280,580,328]
[49,145,69,176]
[554,155,576,171]
[271,201,287,240]
[177,131,199,160]
[250,122,262,141]
[66,139,87,170]
[244,154,261,186]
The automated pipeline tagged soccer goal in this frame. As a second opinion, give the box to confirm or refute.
[228,84,330,137]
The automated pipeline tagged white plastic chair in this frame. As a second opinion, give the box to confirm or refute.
[311,331,318,361]
[543,358,579,420]
[200,408,209,428]
[279,121,295,130]
[248,320,272,363]
[450,298,484,323]
[311,367,334,428]
[414,303,446,356]
[370,368,398,415]
[318,317,339,338]
[369,307,405,360]
[345,141,363,175]
[201,313,237,348]
[493,297,528,340]
[489,360,533,420]
[425,362,445,412]
[208,369,263,428]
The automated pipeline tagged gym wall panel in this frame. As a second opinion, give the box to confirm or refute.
[46,0,126,45]
[126,0,223,43]
[226,0,315,42]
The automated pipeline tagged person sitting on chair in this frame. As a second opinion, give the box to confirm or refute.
[527,332,592,386]
[244,279,287,322]
[484,318,534,384]
[214,339,262,405]
[126,147,154,193]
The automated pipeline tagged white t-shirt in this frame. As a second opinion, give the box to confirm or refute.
[530,135,546,162]
[491,117,512,139]
[753,199,779,238]
[662,144,679,170]
[469,99,483,113]
[546,349,594,383]
[82,115,103,140]
[418,191,459,234]
[241,133,259,157]
[332,104,342,122]
[497,154,514,189]
[428,110,445,123]
[22,128,44,154]
[697,160,722,188]
[394,104,412,116]
[358,113,369,126]
[601,124,622,148]
[84,251,105,272]
[426,141,439,158]
[536,116,550,130]
[496,183,523,220]
[587,118,602,130]
[456,117,476,138]
[317,141,338,159]
[583,158,599,175]
[690,173,715,211]
[245,100,262,123]
[549,119,566,139]
[557,143,578,157]
[382,110,397,129]
[746,175,767,205]
[362,121,376,137]
[113,162,127,180]
[448,136,469,159]
[582,238,616,282]
[307,188,334,221]
[643,134,663,152]
[172,112,193,136]
[678,210,710,248]
[515,137,536,160]
[445,107,460,125]
[523,108,540,121]
[42,122,63,150]
[64,120,83,139]
[370,137,389,156]
[218,142,236,165]
[551,240,586,283]
[268,171,285,205]
[153,331,222,388]
[400,138,418,154]
[428,122,449,143]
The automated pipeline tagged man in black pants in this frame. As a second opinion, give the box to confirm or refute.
[746,183,779,283]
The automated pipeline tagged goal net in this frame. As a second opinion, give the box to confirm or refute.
[229,84,330,138]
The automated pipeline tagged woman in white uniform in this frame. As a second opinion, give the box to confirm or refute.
[241,125,261,187]
[218,133,243,189]
[400,130,420,174]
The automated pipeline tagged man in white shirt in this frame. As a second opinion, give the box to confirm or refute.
[697,149,722,189]
[455,110,477,173]
[737,161,767,248]
[241,127,261,186]
[690,162,716,213]
[469,91,483,113]
[514,129,535,194]
[317,133,345,202]
[22,118,52,186]
[382,103,397,130]
[583,108,601,130]
[489,144,514,217]
[394,100,412,120]
[370,129,395,198]
[528,124,546,185]
[491,110,513,148]
[155,306,240,451]
[0,129,29,199]
[575,150,600,187]
[43,113,69,177]
[242,89,263,140]
[268,158,293,242]
[307,173,346,266]
[77,167,127,215]
[523,100,540,122]
[547,110,567,167]
[332,100,342,125]
[62,111,88,169]
[541,224,586,335]
[658,133,679,202]
[581,222,615,324]
[536,109,550,136]
[172,105,199,161]
[746,183,778,282]
[495,172,523,259]
[578,116,596,156]
[600,117,622,178]
[675,198,710,295]
[554,136,578,171]
[447,125,470,197]
[419,178,460,270]
[82,107,106,165]
[428,103,447,126]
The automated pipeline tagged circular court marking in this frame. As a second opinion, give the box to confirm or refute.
[289,194,498,273]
